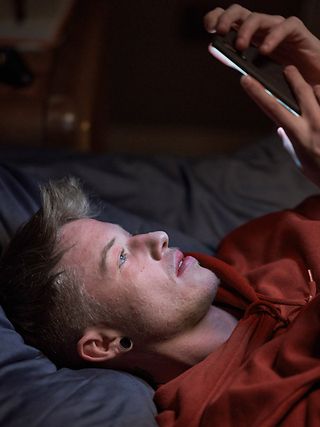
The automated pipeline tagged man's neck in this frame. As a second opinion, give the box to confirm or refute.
[128,306,238,384]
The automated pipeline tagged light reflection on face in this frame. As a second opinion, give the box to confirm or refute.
[59,219,219,343]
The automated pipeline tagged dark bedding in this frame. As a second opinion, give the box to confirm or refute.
[0,135,318,426]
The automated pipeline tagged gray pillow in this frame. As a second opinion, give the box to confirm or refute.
[0,305,158,427]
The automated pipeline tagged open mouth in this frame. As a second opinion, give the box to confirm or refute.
[176,250,195,276]
[175,250,184,276]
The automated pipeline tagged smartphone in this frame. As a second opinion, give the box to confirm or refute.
[209,30,300,116]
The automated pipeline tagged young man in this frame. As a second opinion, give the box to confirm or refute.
[0,176,237,384]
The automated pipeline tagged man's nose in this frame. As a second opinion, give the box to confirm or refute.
[130,231,169,260]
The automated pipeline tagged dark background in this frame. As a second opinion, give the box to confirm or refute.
[0,0,315,155]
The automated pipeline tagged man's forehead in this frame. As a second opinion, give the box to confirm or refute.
[59,218,123,244]
[58,219,125,264]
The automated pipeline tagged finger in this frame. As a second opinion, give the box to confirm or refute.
[260,16,305,54]
[284,65,320,123]
[203,8,225,33]
[236,13,285,50]
[213,3,251,34]
[240,74,304,137]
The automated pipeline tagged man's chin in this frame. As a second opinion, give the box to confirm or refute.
[197,269,220,299]
[186,278,219,328]
[210,272,220,299]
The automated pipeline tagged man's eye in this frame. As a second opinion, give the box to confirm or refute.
[119,250,127,267]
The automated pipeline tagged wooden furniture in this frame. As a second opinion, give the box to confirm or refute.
[0,0,106,150]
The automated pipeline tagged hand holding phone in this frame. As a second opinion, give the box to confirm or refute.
[205,5,320,188]
[209,30,300,116]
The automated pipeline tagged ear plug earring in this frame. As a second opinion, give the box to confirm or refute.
[120,337,133,351]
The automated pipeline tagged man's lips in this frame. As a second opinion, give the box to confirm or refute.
[175,249,184,275]
[175,249,195,276]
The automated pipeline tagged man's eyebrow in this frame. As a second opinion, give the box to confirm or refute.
[99,237,116,275]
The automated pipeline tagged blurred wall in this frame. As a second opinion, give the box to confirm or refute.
[0,0,306,154]
[93,0,302,155]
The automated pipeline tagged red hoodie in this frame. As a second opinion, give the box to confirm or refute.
[155,196,320,426]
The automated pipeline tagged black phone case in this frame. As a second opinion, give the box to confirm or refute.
[211,30,300,114]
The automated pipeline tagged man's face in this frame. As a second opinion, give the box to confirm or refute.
[59,219,219,344]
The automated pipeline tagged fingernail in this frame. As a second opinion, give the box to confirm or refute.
[236,36,245,47]
[260,42,270,53]
[240,75,252,85]
[284,65,295,73]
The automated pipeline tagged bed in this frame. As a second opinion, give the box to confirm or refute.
[0,134,318,426]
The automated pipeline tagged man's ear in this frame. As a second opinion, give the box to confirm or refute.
[77,326,124,363]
